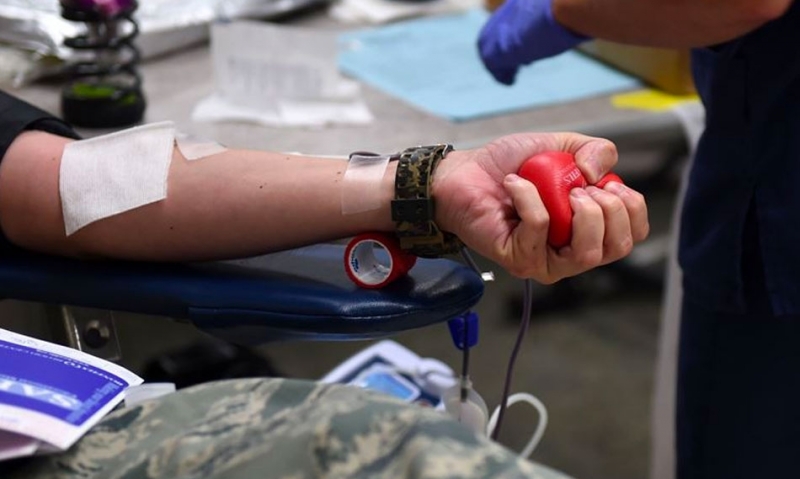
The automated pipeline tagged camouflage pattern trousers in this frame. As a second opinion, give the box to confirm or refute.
[6,378,569,479]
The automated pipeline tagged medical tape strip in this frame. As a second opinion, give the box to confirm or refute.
[175,131,228,160]
[344,232,417,289]
[59,121,176,236]
[341,154,391,215]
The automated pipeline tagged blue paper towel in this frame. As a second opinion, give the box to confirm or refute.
[338,9,642,122]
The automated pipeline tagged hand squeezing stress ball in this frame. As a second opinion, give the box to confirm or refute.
[345,149,632,288]
[518,152,623,248]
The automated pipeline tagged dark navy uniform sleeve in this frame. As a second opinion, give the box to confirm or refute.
[0,90,80,245]
[0,90,80,164]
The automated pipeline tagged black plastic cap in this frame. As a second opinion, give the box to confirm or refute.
[61,86,146,128]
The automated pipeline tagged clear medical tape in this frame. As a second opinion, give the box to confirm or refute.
[175,130,228,160]
[341,153,391,215]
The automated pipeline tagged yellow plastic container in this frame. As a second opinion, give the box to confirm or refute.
[579,41,696,95]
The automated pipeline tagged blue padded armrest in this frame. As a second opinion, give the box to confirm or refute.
[0,243,484,343]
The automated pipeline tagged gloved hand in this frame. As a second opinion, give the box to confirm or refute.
[478,0,590,85]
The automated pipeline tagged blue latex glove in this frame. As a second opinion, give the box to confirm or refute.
[478,0,591,85]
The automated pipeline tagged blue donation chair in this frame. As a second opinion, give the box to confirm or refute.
[0,241,484,360]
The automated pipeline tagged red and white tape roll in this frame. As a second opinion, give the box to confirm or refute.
[344,233,417,289]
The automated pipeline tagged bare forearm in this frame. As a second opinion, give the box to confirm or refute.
[554,0,793,47]
[0,127,653,283]
[0,131,398,261]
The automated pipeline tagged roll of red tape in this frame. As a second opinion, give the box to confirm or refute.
[344,233,418,289]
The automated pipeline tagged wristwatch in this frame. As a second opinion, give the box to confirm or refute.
[390,144,463,258]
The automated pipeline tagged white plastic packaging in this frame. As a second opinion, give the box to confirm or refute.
[124,382,176,408]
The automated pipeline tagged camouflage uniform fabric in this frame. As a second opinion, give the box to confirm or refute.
[7,378,570,479]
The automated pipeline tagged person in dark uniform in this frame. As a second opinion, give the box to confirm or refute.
[478,1,800,478]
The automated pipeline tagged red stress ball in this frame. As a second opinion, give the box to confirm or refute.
[518,152,624,248]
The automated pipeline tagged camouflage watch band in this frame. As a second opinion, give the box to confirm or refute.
[390,144,463,258]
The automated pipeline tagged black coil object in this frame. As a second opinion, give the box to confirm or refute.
[59,0,146,128]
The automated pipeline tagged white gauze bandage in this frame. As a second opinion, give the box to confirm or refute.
[60,123,229,235]
[59,121,176,236]
[341,153,391,215]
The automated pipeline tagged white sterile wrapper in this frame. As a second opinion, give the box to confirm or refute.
[191,21,373,128]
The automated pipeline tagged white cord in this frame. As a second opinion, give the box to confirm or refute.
[486,392,548,459]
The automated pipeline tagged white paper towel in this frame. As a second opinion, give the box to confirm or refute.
[329,0,481,25]
[192,21,373,128]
